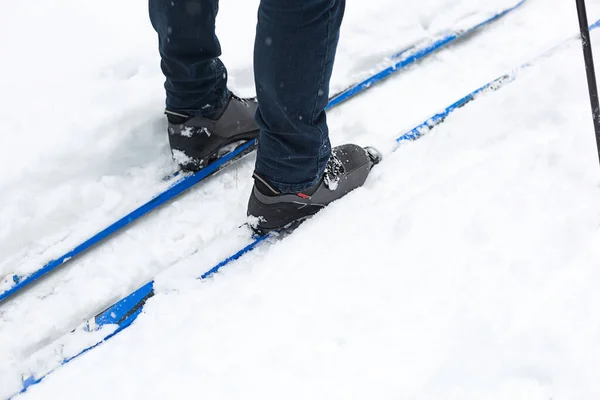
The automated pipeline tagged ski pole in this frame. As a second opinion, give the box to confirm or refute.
[575,0,600,164]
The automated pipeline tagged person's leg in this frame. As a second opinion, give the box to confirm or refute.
[149,0,228,118]
[253,0,345,193]
[150,0,259,171]
[248,0,381,234]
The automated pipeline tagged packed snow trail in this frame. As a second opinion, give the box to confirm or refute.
[11,16,600,400]
[2,0,600,398]
[3,4,532,396]
[7,65,508,399]
[13,15,600,399]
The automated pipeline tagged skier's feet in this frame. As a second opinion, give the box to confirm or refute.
[166,93,260,171]
[247,144,382,235]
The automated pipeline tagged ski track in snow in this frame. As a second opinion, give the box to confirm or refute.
[1,0,600,398]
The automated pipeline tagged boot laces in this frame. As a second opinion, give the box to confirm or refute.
[324,151,345,190]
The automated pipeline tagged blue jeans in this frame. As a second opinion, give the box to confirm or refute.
[149,0,345,192]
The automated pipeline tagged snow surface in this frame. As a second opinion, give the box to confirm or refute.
[2,0,600,398]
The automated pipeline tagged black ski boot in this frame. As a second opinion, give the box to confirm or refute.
[247,144,382,235]
[166,94,260,171]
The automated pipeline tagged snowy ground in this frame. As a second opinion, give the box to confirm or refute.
[2,0,600,398]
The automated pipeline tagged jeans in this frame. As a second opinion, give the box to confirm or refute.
[149,0,345,192]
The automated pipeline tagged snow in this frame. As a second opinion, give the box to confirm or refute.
[171,149,195,166]
[2,0,600,398]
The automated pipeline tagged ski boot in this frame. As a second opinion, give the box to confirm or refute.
[248,144,382,235]
[166,94,260,171]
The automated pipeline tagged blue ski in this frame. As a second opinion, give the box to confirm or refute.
[0,0,527,305]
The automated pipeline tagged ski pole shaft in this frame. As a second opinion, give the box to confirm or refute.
[575,0,600,165]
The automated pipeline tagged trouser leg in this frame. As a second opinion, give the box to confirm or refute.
[149,0,228,117]
[253,0,345,193]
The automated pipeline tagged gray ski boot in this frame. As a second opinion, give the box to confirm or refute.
[166,94,260,171]
[247,144,382,235]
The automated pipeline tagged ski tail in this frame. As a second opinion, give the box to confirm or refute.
[0,140,257,304]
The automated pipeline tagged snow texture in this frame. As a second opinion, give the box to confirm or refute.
[1,0,600,399]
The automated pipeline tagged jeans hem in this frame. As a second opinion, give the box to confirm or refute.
[165,88,230,119]
[257,172,324,194]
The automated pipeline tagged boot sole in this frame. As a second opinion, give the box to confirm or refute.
[250,145,383,236]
